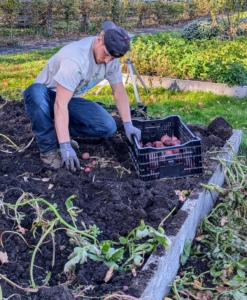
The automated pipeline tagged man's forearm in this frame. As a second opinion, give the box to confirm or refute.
[54,102,70,143]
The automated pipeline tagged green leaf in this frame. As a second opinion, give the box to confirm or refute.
[237,268,246,278]
[134,243,153,252]
[109,248,124,262]
[65,195,77,210]
[104,261,119,270]
[101,242,111,254]
[183,239,191,257]
[136,228,149,239]
[88,253,104,262]
[64,247,87,273]
[180,253,188,266]
[119,237,127,244]
[133,254,143,266]
[89,245,101,256]
[157,227,165,235]
[232,291,247,300]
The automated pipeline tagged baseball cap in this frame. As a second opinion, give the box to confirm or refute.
[102,21,130,58]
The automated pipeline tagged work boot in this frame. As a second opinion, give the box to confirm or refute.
[40,151,61,169]
[70,139,79,149]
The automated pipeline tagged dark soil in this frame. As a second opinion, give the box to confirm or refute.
[0,97,233,300]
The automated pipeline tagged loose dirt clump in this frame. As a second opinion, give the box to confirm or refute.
[0,99,232,300]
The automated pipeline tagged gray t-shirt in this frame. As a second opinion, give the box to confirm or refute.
[35,36,122,97]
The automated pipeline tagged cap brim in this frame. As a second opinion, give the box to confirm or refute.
[102,21,116,32]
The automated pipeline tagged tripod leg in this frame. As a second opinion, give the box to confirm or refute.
[132,63,150,93]
[93,79,109,95]
[128,63,141,104]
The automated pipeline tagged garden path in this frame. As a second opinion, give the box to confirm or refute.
[0,24,185,56]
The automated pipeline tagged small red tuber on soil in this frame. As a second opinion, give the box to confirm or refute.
[91,160,97,166]
[84,167,91,173]
[82,152,90,160]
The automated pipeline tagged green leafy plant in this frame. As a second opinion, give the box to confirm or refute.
[65,219,171,273]
[170,153,247,299]
[207,60,247,86]
[180,239,192,266]
[2,194,171,288]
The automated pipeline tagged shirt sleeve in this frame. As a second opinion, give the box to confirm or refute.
[106,59,123,85]
[53,58,82,92]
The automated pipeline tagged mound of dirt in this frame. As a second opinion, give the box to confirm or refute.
[0,99,233,299]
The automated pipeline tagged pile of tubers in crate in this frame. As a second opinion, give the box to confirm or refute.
[139,134,181,155]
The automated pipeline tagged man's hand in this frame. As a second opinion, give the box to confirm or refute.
[123,122,141,144]
[60,142,80,171]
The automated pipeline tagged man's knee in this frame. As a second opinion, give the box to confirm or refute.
[24,83,47,106]
[103,117,117,137]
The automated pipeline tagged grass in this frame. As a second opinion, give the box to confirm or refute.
[0,48,61,100]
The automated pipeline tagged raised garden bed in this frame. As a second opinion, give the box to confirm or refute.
[0,98,241,299]
[123,74,247,98]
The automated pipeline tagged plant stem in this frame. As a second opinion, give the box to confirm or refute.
[30,222,54,288]
[0,134,18,149]
[5,197,97,243]
[159,206,176,227]
[0,273,38,293]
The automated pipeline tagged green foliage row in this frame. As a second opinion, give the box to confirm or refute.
[130,31,247,86]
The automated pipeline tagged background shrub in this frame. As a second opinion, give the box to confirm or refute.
[182,17,244,40]
[181,18,220,40]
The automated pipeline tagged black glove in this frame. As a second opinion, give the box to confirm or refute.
[60,142,80,171]
[123,122,141,144]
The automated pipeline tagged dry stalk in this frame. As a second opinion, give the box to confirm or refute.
[0,273,38,293]
[103,294,149,300]
[0,98,7,109]
[0,135,34,153]
[74,285,94,298]
[0,231,34,248]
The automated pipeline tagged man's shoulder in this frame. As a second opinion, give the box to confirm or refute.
[57,36,95,62]
[66,36,95,49]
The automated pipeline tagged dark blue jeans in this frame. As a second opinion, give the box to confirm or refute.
[24,83,116,154]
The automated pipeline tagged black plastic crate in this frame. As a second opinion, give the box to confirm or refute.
[128,115,203,181]
[96,101,147,118]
